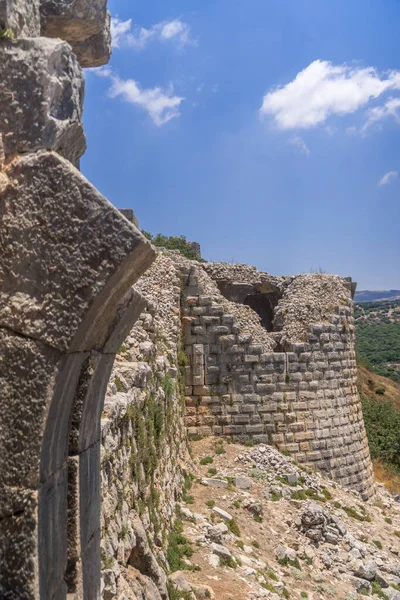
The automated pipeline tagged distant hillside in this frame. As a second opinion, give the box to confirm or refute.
[358,364,400,492]
[355,289,400,302]
[355,299,400,383]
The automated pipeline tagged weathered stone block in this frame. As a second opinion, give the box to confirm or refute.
[0,330,63,488]
[40,0,107,42]
[0,0,40,37]
[69,10,111,67]
[0,487,39,600]
[0,152,155,352]
[0,38,85,164]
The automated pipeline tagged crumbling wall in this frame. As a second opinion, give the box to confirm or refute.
[0,2,155,599]
[100,255,189,599]
[181,263,375,500]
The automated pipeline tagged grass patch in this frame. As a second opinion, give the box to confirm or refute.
[167,583,193,600]
[278,556,301,570]
[372,539,383,550]
[200,456,213,465]
[207,467,217,476]
[301,553,313,565]
[371,580,386,598]
[227,518,241,537]
[182,474,195,504]
[167,522,194,572]
[219,555,237,569]
[341,505,371,522]
[261,582,278,594]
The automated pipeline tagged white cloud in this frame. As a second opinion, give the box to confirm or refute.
[289,136,310,156]
[110,16,194,50]
[378,171,398,186]
[110,17,132,48]
[260,60,400,129]
[108,74,184,126]
[363,97,400,131]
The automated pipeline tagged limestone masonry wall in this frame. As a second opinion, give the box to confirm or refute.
[99,255,188,599]
[180,261,375,500]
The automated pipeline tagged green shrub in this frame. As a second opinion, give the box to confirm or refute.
[361,393,400,474]
[291,490,307,501]
[142,232,204,261]
[375,387,386,395]
[167,523,194,572]
[228,518,241,537]
[372,540,383,550]
[200,456,213,465]
[261,582,278,594]
[385,517,393,524]
[207,467,217,476]
[114,376,123,392]
[371,580,386,598]
[219,555,237,568]
[278,556,301,570]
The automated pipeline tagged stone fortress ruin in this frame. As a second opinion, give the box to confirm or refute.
[0,1,375,598]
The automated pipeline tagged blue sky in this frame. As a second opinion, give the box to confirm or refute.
[83,0,400,289]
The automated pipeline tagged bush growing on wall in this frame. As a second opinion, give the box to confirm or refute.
[142,231,203,261]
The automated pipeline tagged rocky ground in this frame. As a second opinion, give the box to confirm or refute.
[168,437,400,600]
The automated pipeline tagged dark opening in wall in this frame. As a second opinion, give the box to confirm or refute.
[215,281,281,334]
[243,292,280,332]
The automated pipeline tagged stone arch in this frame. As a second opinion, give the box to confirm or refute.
[0,152,155,599]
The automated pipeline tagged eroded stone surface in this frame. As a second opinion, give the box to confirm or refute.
[0,0,40,37]
[0,151,155,352]
[0,38,85,163]
[0,330,62,488]
[70,9,111,67]
[0,487,39,600]
[40,0,108,41]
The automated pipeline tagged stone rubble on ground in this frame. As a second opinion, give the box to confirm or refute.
[172,438,400,600]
